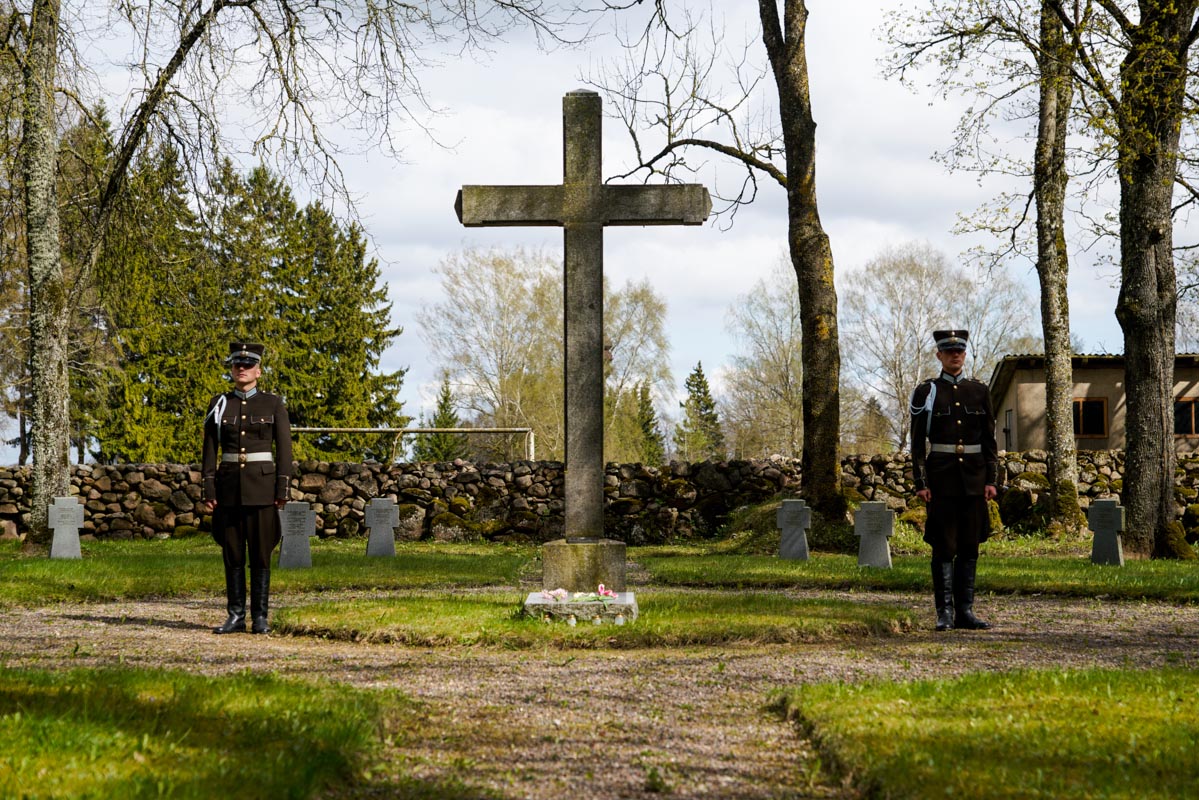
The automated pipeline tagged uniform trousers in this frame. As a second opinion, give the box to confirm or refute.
[924,495,989,561]
[213,505,280,570]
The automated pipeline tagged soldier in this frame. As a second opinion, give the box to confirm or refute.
[910,330,999,631]
[201,342,292,634]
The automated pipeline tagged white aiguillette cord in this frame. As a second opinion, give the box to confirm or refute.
[204,395,227,426]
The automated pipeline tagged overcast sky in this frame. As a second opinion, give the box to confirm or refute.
[2,2,1136,463]
[337,0,1125,419]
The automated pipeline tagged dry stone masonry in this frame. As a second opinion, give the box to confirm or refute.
[1,450,1195,545]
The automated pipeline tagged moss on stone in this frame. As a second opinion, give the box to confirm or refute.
[987,498,1003,533]
[1015,471,1051,489]
[1162,521,1198,560]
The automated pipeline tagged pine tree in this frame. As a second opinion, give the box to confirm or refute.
[674,362,725,462]
[412,375,469,462]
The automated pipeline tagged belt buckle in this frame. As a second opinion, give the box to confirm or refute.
[955,444,965,454]
[238,453,247,464]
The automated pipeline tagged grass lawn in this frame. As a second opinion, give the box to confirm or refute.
[0,537,530,605]
[0,667,424,800]
[638,550,1199,601]
[275,589,917,647]
[776,667,1199,800]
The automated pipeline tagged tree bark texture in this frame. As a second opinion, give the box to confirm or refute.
[1114,1,1194,556]
[759,0,844,517]
[1034,1,1080,526]
[21,0,68,543]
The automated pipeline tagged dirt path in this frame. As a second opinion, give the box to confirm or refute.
[2,590,1197,799]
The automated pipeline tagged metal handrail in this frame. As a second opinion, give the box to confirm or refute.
[291,427,536,462]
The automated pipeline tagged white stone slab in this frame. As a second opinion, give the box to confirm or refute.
[523,591,639,624]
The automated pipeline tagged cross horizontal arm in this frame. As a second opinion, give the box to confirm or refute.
[456,186,565,227]
[601,185,712,226]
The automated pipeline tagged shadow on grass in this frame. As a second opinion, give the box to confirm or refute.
[0,667,477,800]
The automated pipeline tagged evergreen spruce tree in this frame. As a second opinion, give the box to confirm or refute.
[673,362,725,462]
[412,375,469,462]
[634,381,666,465]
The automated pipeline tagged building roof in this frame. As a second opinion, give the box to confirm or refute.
[987,353,1199,409]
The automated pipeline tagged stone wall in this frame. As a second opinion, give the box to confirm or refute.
[0,450,1173,543]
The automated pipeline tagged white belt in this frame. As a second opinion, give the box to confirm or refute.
[929,443,982,454]
[221,453,273,463]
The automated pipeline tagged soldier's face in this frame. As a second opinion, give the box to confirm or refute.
[231,362,261,390]
[936,348,967,375]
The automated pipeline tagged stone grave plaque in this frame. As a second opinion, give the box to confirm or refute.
[365,497,399,558]
[777,499,811,561]
[855,501,894,568]
[1088,499,1125,566]
[277,501,316,569]
[49,497,84,560]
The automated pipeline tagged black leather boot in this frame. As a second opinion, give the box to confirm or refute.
[214,564,246,634]
[932,560,954,631]
[250,568,271,634]
[953,558,991,630]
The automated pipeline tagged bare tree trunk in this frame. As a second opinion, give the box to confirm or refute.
[1114,2,1193,557]
[1034,1,1080,529]
[21,0,68,542]
[759,0,843,517]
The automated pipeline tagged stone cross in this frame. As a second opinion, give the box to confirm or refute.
[855,501,894,568]
[777,498,812,561]
[48,497,84,560]
[1088,499,1125,566]
[365,497,400,558]
[277,501,316,569]
[456,89,711,538]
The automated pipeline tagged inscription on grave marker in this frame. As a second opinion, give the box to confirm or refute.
[1088,499,1125,566]
[855,501,894,569]
[777,499,812,561]
[278,501,316,569]
[49,497,84,560]
[365,497,399,558]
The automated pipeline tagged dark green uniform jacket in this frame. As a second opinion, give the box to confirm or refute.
[201,390,293,507]
[910,372,999,497]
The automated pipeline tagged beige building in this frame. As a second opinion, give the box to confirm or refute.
[987,354,1199,454]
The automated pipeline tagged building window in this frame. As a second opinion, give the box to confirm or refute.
[1175,399,1199,436]
[1073,398,1108,438]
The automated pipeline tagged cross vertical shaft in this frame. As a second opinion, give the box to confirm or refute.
[563,91,604,538]
[455,89,711,541]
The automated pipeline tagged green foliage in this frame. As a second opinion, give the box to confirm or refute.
[0,666,402,799]
[778,668,1199,800]
[412,374,469,462]
[674,361,725,461]
[94,158,408,462]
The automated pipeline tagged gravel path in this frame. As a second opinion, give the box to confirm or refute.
[2,589,1197,799]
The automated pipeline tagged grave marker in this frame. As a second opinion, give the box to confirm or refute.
[278,501,316,569]
[365,497,399,558]
[855,501,894,568]
[777,498,811,561]
[457,89,710,539]
[49,497,83,560]
[1088,499,1125,566]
